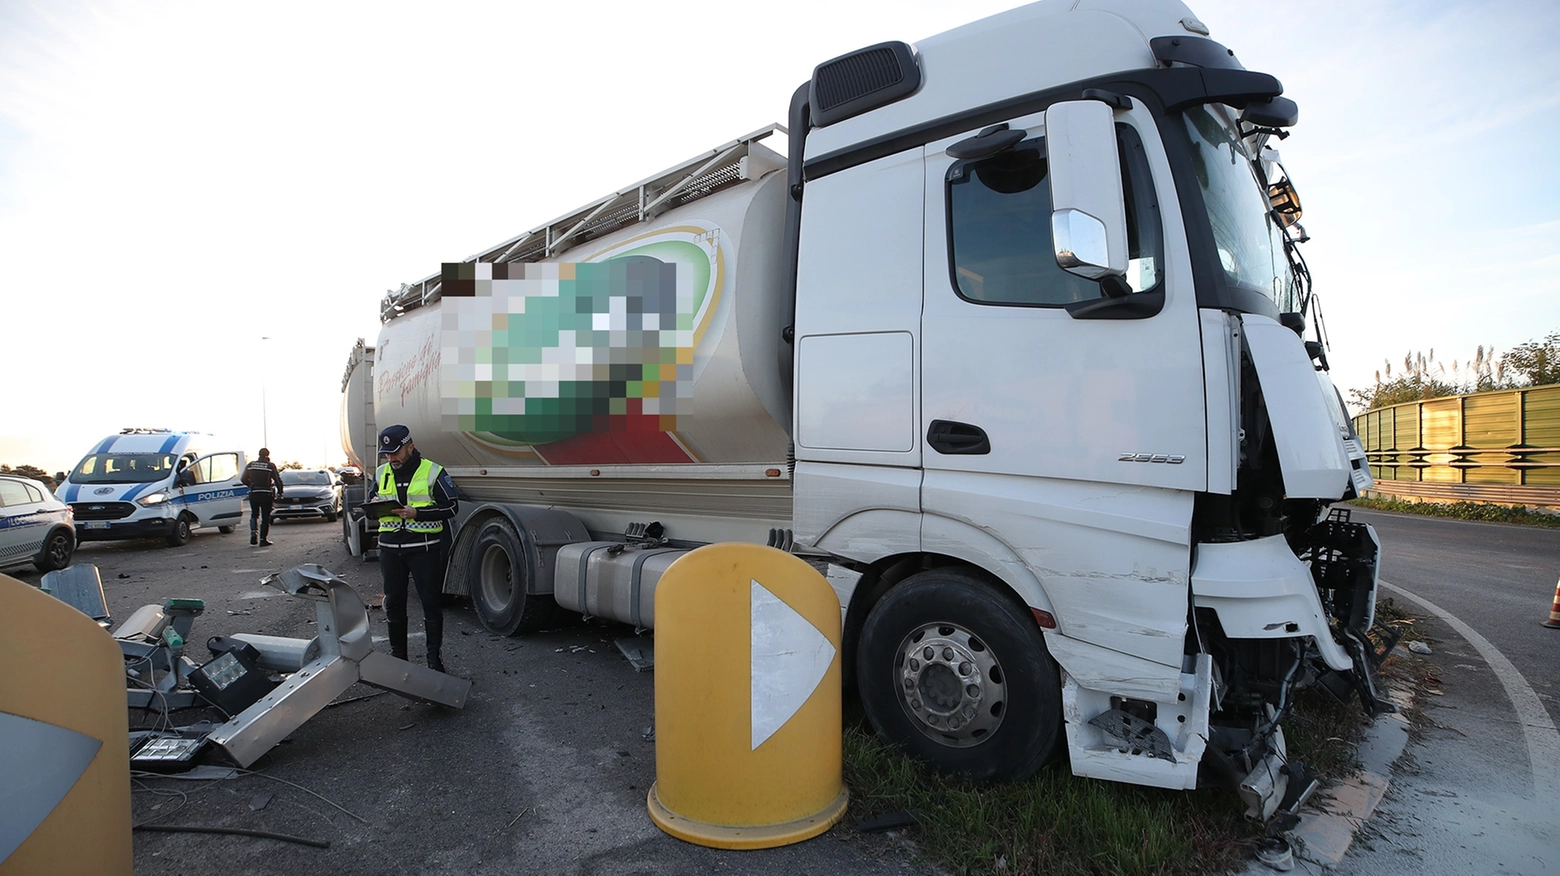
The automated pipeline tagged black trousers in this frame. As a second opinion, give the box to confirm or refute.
[248,494,275,538]
[380,546,445,655]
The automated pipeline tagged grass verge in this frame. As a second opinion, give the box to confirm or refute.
[841,599,1426,875]
[843,722,1255,875]
[1348,496,1560,528]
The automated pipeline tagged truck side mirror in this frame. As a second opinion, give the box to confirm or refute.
[177,470,196,487]
[1045,100,1128,282]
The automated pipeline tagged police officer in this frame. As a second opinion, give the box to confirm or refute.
[371,425,458,672]
[241,448,284,546]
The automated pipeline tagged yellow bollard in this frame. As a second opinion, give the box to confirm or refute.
[0,573,132,874]
[648,544,848,849]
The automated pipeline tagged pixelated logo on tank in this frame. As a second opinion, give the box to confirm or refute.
[438,227,724,446]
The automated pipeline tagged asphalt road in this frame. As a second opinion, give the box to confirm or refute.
[10,520,929,876]
[1314,508,1560,875]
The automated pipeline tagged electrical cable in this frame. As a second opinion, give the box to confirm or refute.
[131,767,370,825]
[132,824,330,849]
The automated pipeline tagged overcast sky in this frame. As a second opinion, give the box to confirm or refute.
[2,0,1556,476]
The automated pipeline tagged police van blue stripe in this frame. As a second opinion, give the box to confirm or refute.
[158,434,181,454]
[122,482,155,503]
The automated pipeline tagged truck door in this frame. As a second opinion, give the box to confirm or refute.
[179,452,244,529]
[918,104,1206,667]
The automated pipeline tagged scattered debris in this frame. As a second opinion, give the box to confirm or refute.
[1407,641,1433,655]
[249,793,273,811]
[857,811,919,833]
[615,638,654,672]
[1254,836,1294,871]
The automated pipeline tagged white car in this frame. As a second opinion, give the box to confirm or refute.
[272,469,344,523]
[0,473,76,572]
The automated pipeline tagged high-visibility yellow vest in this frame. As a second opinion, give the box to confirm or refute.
[376,459,446,534]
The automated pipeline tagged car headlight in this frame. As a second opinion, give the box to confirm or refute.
[137,491,170,507]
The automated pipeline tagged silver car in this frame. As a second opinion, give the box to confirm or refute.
[0,473,76,571]
[271,469,344,523]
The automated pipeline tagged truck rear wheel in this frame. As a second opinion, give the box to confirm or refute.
[856,568,1061,781]
[468,517,559,635]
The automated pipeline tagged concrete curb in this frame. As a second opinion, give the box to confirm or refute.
[1241,686,1415,873]
[1289,710,1410,867]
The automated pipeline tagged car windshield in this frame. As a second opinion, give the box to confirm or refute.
[71,453,177,484]
[1181,104,1302,314]
[281,470,333,486]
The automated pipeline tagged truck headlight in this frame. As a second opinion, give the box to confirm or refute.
[137,491,170,507]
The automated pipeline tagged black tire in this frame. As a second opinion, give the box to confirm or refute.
[467,517,559,635]
[218,525,235,534]
[165,515,192,547]
[856,568,1061,781]
[34,528,74,571]
[325,508,338,523]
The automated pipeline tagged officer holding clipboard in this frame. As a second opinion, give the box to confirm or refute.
[369,425,459,673]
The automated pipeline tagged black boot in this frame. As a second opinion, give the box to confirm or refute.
[425,612,445,673]
[387,620,408,661]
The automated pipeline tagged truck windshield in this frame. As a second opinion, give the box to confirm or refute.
[1182,105,1301,314]
[71,452,177,484]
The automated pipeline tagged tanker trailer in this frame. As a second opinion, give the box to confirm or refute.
[347,0,1390,818]
[339,339,377,553]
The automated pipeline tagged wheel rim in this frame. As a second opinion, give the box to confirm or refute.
[47,534,70,565]
[893,622,1006,748]
[478,543,515,610]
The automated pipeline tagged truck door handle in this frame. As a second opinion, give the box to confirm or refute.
[926,420,990,455]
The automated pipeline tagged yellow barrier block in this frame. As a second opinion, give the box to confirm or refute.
[648,544,848,849]
[0,573,132,875]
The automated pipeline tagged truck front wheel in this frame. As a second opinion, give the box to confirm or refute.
[468,517,559,635]
[856,568,1061,781]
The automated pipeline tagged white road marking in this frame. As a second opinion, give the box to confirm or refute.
[1380,578,1560,794]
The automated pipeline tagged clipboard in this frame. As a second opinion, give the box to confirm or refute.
[359,498,406,519]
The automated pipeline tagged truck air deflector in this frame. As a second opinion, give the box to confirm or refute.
[803,64,1285,185]
[1241,315,1350,499]
[810,41,920,128]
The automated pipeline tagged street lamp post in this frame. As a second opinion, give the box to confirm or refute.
[261,336,271,447]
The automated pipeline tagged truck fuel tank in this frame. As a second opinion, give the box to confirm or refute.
[553,542,691,631]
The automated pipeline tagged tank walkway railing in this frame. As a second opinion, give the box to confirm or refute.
[380,125,787,322]
[1352,384,1560,509]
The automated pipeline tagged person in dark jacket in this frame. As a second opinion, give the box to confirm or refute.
[241,448,284,546]
[370,425,459,672]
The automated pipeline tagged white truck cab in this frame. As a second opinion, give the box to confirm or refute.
[58,428,248,546]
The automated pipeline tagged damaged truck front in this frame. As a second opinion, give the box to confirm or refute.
[352,0,1387,821]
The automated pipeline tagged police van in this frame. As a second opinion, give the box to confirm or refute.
[57,429,248,546]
